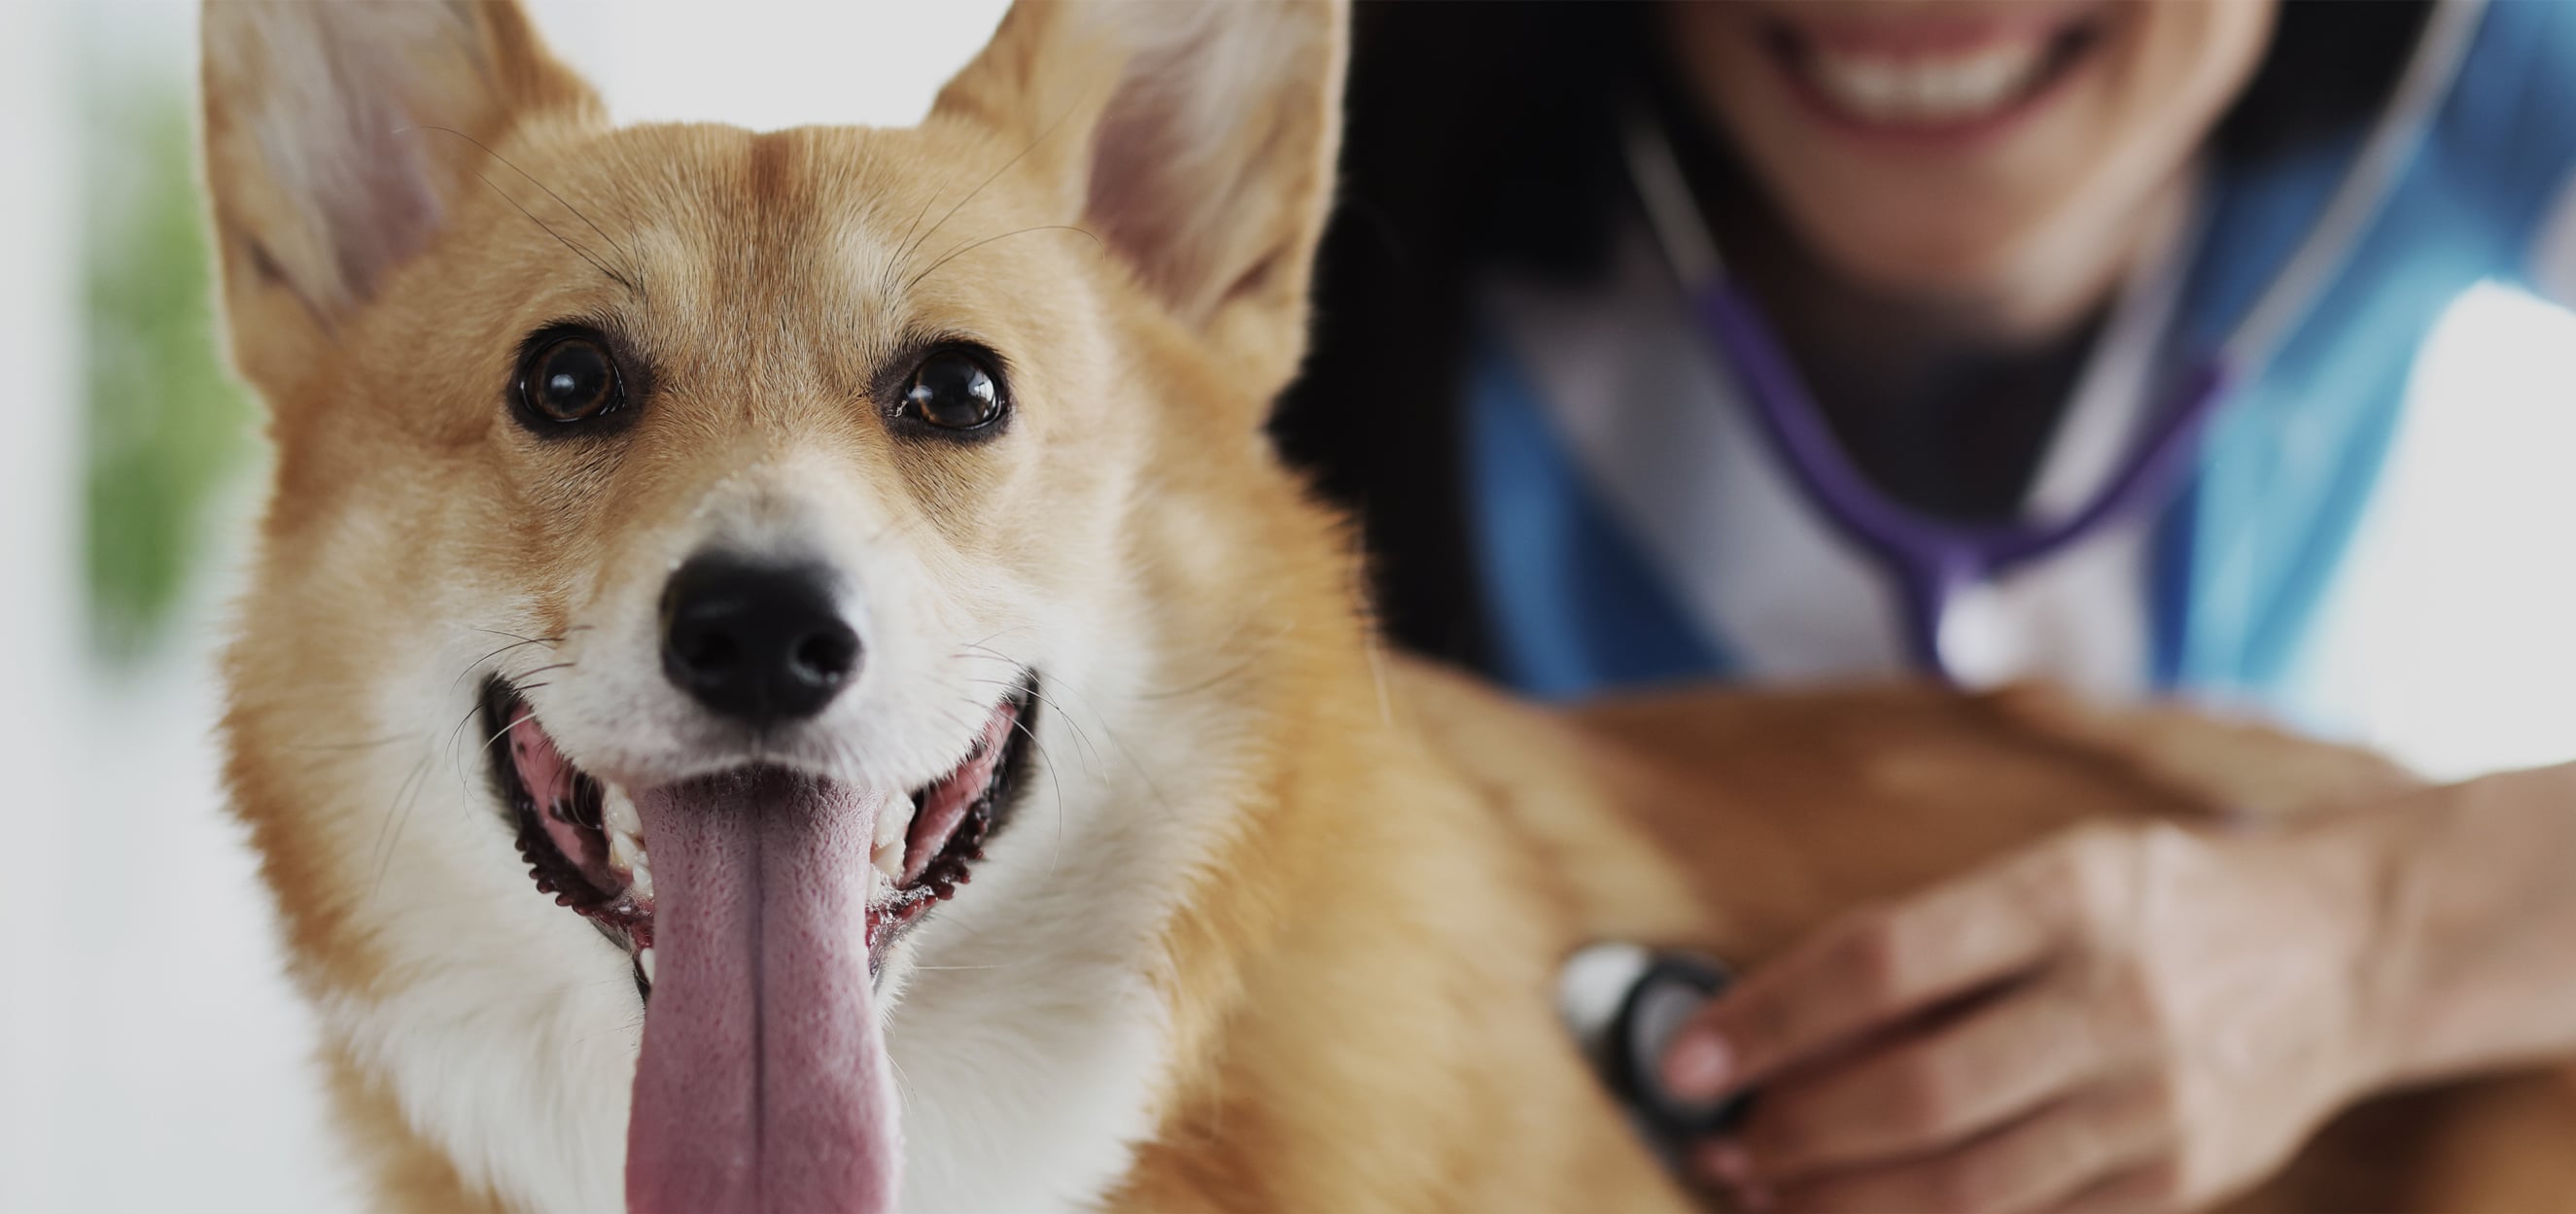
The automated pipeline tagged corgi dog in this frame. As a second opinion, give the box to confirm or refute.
[200,2,2576,1212]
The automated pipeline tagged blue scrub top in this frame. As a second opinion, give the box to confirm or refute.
[1464,0,2576,719]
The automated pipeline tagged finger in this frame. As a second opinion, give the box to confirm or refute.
[1666,851,2074,1099]
[1742,981,2109,1178]
[1770,1087,2169,1214]
[1695,1141,1772,1211]
[2029,1161,2185,1214]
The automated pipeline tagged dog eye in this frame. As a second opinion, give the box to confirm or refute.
[900,350,1006,432]
[517,333,624,426]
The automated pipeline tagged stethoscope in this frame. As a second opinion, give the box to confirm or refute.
[1616,0,2483,683]
[1558,943,1750,1163]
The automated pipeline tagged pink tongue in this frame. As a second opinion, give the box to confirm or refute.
[627,770,901,1214]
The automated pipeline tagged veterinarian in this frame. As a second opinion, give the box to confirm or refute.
[1273,1,2576,1210]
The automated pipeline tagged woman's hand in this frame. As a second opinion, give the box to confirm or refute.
[1661,819,2390,1214]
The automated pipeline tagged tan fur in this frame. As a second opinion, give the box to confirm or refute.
[325,1041,507,1214]
[198,3,2576,1211]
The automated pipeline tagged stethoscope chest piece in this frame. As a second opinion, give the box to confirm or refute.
[1558,943,1752,1159]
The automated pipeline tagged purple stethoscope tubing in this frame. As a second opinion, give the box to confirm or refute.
[1694,283,2234,677]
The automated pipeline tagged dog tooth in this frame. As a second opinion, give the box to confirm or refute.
[627,844,654,901]
[603,784,641,837]
[602,785,656,899]
[608,828,652,894]
[873,801,911,850]
[637,947,656,984]
[870,804,913,884]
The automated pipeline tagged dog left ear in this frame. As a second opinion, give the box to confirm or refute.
[930,0,1348,393]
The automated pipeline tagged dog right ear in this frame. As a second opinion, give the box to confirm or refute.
[199,0,597,394]
[927,1,1347,400]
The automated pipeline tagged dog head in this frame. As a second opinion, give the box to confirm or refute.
[202,3,1345,1209]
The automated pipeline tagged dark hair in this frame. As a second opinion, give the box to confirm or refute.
[1270,0,2432,670]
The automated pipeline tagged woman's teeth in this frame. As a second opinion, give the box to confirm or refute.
[1800,37,2051,124]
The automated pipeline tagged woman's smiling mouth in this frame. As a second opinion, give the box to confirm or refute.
[1762,7,2111,141]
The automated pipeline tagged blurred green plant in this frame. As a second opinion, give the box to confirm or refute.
[82,77,256,663]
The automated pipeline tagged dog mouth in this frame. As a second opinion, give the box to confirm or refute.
[481,673,1036,998]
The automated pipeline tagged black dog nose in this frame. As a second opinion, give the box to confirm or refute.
[660,554,860,727]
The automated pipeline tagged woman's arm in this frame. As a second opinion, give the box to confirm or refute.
[2355,761,2576,1088]
[1657,761,2576,1214]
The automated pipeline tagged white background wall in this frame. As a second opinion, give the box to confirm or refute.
[1,2,84,1209]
